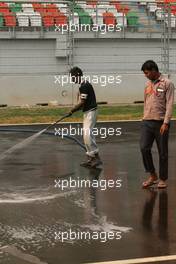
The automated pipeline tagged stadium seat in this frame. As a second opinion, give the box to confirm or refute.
[97,14,104,25]
[97,5,109,19]
[164,0,176,3]
[147,3,158,14]
[55,13,67,26]
[79,3,87,9]
[165,13,176,27]
[56,3,68,15]
[71,3,93,25]
[126,12,139,27]
[85,7,96,15]
[96,10,104,25]
[32,3,46,15]
[0,2,10,14]
[42,14,54,27]
[96,5,110,25]
[109,0,119,4]
[30,13,42,27]
[85,8,97,24]
[119,5,130,14]
[9,3,22,13]
[86,1,98,7]
[73,4,83,14]
[97,4,110,13]
[107,6,118,16]
[116,12,127,27]
[0,3,8,7]
[69,12,79,25]
[138,1,147,8]
[111,2,122,12]
[16,12,29,27]
[4,14,16,26]
[22,3,34,14]
[107,6,127,27]
[155,8,164,21]
[81,4,97,24]
[46,4,59,15]
[0,14,3,26]
[103,11,116,25]
[110,1,130,14]
[171,5,176,15]
[79,11,92,25]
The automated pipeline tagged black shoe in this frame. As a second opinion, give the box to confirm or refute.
[90,154,102,168]
[80,156,92,167]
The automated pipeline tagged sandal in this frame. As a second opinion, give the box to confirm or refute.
[157,181,167,189]
[142,177,158,188]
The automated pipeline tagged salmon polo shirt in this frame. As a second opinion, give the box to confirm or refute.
[143,75,175,124]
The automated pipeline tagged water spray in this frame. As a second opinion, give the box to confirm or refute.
[0,113,85,161]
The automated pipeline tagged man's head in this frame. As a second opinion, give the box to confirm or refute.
[69,66,83,84]
[141,60,160,81]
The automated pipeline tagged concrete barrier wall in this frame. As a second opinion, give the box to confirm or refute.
[0,38,175,106]
[0,74,175,106]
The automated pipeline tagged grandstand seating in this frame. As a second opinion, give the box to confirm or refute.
[138,0,176,29]
[0,1,127,28]
[0,1,174,30]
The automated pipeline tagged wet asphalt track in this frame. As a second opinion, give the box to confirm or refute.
[0,121,175,264]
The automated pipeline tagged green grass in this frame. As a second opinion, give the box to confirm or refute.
[0,104,175,124]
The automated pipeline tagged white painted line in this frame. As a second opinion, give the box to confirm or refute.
[0,118,176,126]
[87,255,176,264]
[0,120,141,126]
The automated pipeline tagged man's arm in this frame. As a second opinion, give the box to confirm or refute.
[69,99,85,115]
[160,82,175,135]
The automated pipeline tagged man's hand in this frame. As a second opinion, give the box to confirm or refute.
[67,99,85,116]
[160,123,169,135]
[66,111,73,117]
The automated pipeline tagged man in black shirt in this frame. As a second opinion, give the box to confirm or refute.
[68,66,102,168]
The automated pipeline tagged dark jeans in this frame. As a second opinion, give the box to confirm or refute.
[140,120,169,181]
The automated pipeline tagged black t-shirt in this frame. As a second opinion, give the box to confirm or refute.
[79,81,97,112]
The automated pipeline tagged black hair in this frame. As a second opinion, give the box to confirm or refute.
[141,60,159,72]
[69,66,83,77]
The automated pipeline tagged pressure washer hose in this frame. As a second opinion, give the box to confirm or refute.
[0,128,86,150]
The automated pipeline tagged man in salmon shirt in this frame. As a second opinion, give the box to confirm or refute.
[140,60,175,188]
